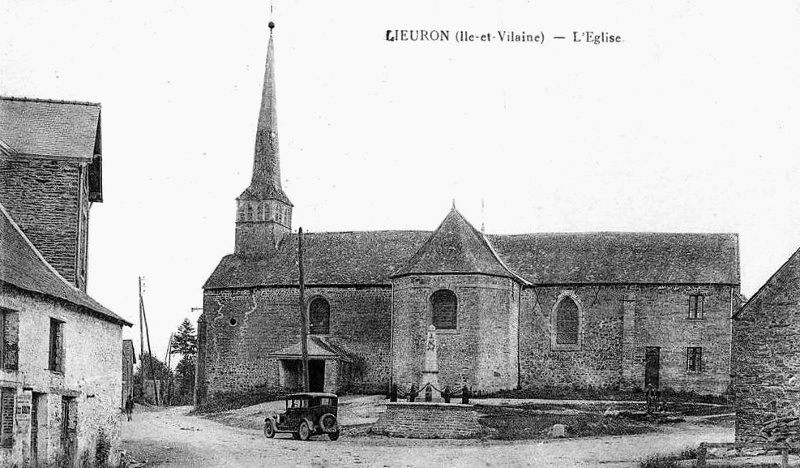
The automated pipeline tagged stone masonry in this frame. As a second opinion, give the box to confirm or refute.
[0,285,123,467]
[370,403,483,439]
[200,286,392,398]
[733,248,800,443]
[391,274,519,393]
[0,157,91,290]
[521,284,736,394]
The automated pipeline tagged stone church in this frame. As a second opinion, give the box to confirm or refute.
[195,25,740,404]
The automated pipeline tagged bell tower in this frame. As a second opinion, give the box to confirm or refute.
[235,21,293,256]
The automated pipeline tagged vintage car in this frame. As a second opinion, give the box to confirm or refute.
[264,392,340,441]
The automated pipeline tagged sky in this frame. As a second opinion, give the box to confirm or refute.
[2,0,800,362]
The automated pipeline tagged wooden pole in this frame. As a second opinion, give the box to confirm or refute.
[138,277,145,400]
[298,228,309,392]
[140,279,160,405]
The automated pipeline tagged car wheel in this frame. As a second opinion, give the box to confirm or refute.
[298,421,311,441]
[263,420,276,439]
[328,430,340,441]
[320,413,338,433]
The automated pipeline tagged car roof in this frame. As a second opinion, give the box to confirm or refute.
[286,392,338,399]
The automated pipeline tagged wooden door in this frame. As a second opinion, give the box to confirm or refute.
[645,347,660,389]
[31,394,39,467]
[309,360,325,393]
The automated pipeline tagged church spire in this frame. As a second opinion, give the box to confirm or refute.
[235,20,293,256]
[242,21,291,204]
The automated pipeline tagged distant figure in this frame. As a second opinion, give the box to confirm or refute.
[389,384,398,403]
[645,384,658,414]
[124,395,134,421]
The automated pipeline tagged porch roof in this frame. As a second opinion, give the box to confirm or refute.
[267,336,352,362]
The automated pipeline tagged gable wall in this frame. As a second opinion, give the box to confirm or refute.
[520,284,734,395]
[0,157,85,289]
[733,255,800,443]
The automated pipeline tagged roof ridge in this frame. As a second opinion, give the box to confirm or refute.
[494,231,739,236]
[733,245,800,319]
[0,203,127,324]
[0,95,100,107]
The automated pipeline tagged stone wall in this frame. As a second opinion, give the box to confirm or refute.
[201,286,392,399]
[733,251,800,443]
[391,275,519,393]
[520,284,734,395]
[0,157,86,289]
[370,402,482,438]
[0,285,123,467]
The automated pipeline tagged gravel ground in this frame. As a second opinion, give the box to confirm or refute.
[122,404,733,468]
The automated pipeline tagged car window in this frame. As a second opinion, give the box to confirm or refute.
[320,397,335,406]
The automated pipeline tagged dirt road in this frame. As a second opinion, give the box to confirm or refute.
[122,405,732,468]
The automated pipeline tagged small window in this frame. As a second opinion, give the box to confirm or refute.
[49,318,65,374]
[687,347,703,372]
[555,297,579,345]
[0,387,13,448]
[431,290,457,330]
[309,298,330,335]
[0,309,18,371]
[688,295,704,319]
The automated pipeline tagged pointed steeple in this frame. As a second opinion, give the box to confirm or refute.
[235,21,293,256]
[240,21,291,205]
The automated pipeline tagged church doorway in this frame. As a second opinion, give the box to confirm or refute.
[645,347,660,389]
[309,360,325,392]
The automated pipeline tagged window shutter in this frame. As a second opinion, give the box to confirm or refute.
[2,312,18,371]
[0,388,14,448]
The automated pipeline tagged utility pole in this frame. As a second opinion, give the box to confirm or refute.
[298,228,309,392]
[139,277,160,405]
[164,333,174,406]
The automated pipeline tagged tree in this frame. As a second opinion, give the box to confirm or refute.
[133,352,172,404]
[170,318,198,405]
[170,318,197,356]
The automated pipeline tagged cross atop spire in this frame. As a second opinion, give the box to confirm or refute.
[241,20,291,205]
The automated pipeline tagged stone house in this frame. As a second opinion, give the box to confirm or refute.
[0,96,130,466]
[196,25,740,404]
[732,247,800,444]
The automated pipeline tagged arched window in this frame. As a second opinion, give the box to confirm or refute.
[431,289,457,330]
[555,297,579,345]
[309,298,330,335]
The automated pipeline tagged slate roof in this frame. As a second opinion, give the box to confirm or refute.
[0,96,101,160]
[733,246,800,319]
[391,207,525,282]
[206,225,739,289]
[204,230,431,289]
[0,204,130,326]
[490,232,740,285]
[267,336,352,361]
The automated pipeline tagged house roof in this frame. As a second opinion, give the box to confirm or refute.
[0,203,130,326]
[733,246,800,319]
[0,96,101,160]
[489,231,740,285]
[391,207,526,282]
[206,222,739,289]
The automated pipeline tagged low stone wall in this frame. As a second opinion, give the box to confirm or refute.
[370,402,483,439]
